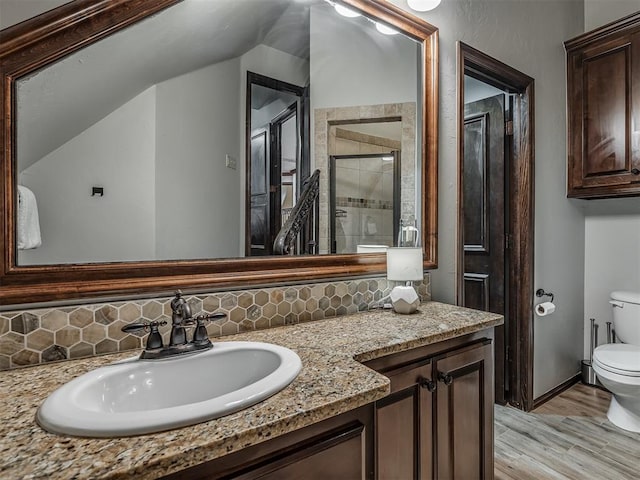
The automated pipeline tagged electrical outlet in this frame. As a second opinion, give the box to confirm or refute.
[225,154,237,170]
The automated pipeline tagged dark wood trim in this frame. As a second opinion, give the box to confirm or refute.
[532,373,581,410]
[363,331,491,372]
[456,42,535,411]
[564,11,640,51]
[0,0,438,306]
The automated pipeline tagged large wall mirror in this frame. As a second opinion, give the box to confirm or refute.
[0,0,438,305]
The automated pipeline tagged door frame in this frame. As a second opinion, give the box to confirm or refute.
[456,42,535,411]
[245,72,306,256]
[269,101,299,251]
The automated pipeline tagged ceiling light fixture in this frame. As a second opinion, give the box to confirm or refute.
[407,0,442,12]
[375,22,399,35]
[334,4,361,18]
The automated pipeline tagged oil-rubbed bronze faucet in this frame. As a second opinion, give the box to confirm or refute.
[121,290,226,359]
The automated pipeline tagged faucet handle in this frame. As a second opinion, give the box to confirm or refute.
[190,312,227,345]
[121,320,168,332]
[193,312,227,322]
[121,320,167,350]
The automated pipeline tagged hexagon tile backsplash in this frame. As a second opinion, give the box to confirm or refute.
[0,276,430,370]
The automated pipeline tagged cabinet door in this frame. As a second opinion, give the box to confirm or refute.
[236,422,368,480]
[434,340,493,480]
[375,359,434,480]
[161,407,374,480]
[567,27,640,197]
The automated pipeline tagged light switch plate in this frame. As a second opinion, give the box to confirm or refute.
[225,154,237,170]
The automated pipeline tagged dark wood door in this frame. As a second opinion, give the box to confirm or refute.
[462,94,507,403]
[462,95,505,313]
[248,103,298,256]
[375,359,433,480]
[566,17,640,198]
[269,102,298,252]
[249,128,271,256]
[434,340,494,480]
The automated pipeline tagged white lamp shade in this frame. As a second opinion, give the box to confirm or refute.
[407,0,442,12]
[386,247,423,281]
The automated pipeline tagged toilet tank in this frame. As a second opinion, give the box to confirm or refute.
[610,291,640,345]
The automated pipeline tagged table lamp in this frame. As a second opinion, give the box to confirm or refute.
[386,247,423,314]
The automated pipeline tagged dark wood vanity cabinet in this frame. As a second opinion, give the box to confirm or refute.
[366,336,494,480]
[566,13,640,198]
[162,406,375,480]
[162,334,494,480]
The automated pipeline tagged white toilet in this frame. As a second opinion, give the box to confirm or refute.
[592,291,640,433]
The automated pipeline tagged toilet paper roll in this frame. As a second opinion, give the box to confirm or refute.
[535,301,556,317]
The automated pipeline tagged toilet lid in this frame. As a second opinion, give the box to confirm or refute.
[593,344,640,376]
[610,291,640,305]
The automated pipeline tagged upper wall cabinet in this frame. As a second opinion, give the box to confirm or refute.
[566,12,640,199]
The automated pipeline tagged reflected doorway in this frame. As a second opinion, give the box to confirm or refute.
[246,72,307,256]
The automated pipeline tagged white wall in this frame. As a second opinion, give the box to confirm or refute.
[584,206,640,355]
[310,5,419,110]
[252,98,295,130]
[390,0,585,398]
[464,76,504,104]
[0,0,69,29]
[155,58,241,260]
[19,87,157,264]
[584,0,639,30]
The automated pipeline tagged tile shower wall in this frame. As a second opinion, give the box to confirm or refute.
[333,133,397,253]
[0,276,430,370]
[315,102,417,254]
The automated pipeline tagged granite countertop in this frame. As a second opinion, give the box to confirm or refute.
[0,301,502,479]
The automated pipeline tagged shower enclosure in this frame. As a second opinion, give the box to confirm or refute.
[329,152,400,254]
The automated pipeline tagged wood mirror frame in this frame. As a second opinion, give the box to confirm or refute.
[0,0,438,306]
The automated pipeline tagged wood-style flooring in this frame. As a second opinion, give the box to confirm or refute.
[495,383,640,479]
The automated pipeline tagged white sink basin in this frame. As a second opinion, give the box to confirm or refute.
[37,341,302,437]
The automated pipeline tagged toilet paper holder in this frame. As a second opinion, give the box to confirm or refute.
[535,288,554,303]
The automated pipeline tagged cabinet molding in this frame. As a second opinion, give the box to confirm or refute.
[566,12,640,199]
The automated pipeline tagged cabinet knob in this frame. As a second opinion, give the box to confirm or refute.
[632,168,640,175]
[419,377,437,392]
[438,372,453,386]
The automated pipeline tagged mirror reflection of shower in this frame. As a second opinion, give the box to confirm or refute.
[330,151,400,254]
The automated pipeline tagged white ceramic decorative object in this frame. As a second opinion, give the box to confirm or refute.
[387,247,423,314]
[389,285,420,314]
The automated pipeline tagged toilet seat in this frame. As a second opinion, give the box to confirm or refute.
[593,344,640,377]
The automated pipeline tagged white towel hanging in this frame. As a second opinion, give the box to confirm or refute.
[17,185,42,250]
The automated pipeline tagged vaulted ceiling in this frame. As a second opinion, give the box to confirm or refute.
[16,0,317,170]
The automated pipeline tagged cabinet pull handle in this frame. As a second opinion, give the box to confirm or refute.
[419,377,437,392]
[632,168,640,175]
[438,372,453,386]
